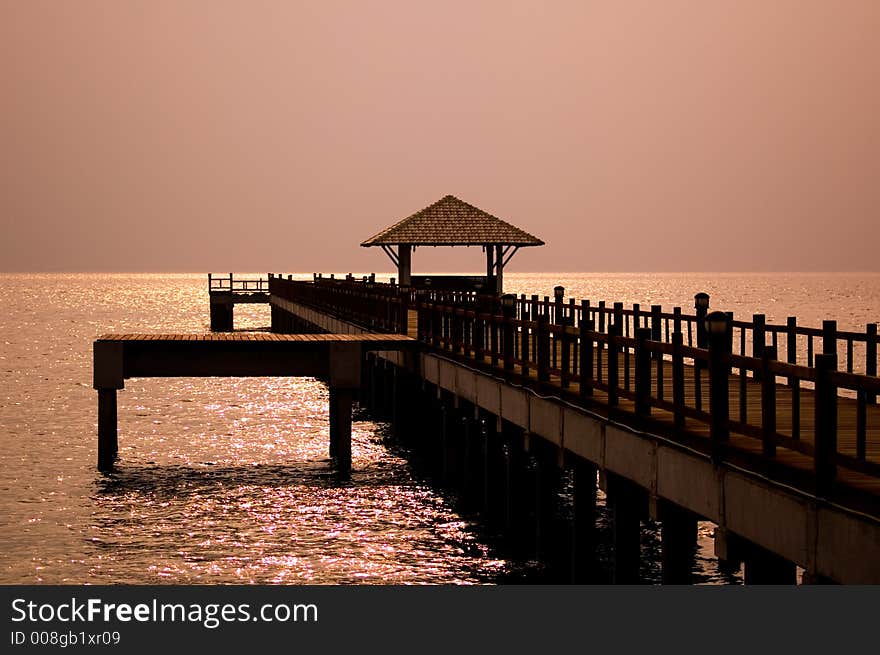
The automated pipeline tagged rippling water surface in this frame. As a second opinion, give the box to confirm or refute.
[1,273,878,584]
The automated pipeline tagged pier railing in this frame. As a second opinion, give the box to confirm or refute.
[267,274,880,499]
[209,273,270,293]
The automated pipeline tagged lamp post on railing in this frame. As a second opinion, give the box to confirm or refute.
[554,286,565,325]
[706,310,731,461]
[694,292,710,347]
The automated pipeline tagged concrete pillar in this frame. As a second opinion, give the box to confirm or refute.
[94,340,124,472]
[659,501,699,584]
[328,342,360,476]
[209,299,234,332]
[329,387,352,475]
[397,245,412,287]
[533,442,562,565]
[608,474,644,584]
[571,458,597,583]
[744,545,797,585]
[97,389,118,471]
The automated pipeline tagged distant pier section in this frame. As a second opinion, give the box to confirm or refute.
[208,273,270,331]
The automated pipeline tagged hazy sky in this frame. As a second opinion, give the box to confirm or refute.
[2,1,878,272]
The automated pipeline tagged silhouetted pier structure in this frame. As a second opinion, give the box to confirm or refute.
[95,194,880,583]
[93,333,418,474]
[208,273,270,331]
[267,274,880,583]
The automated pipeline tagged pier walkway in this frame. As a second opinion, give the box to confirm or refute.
[92,333,418,473]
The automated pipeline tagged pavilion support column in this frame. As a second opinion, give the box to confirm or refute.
[486,246,495,293]
[397,245,412,287]
[495,245,504,294]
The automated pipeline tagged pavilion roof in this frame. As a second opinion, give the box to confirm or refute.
[360,195,544,247]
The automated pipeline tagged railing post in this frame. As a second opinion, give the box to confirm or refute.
[579,318,595,399]
[634,327,652,417]
[431,304,441,349]
[520,308,530,378]
[761,345,777,459]
[694,292,710,358]
[451,308,462,354]
[822,320,837,356]
[867,323,877,404]
[490,312,500,369]
[554,286,565,326]
[560,317,572,388]
[501,294,516,374]
[537,314,550,383]
[607,322,620,406]
[651,305,662,343]
[474,296,486,360]
[672,332,685,430]
[706,311,731,461]
[752,313,765,356]
[673,307,682,336]
[399,290,410,335]
[814,353,838,496]
[598,300,606,334]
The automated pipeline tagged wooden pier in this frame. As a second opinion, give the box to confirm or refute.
[91,196,880,583]
[266,273,880,583]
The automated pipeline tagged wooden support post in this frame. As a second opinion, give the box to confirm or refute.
[560,319,572,388]
[501,295,515,374]
[707,312,731,460]
[659,501,698,585]
[868,323,878,404]
[814,353,838,496]
[579,317,594,399]
[97,389,118,471]
[607,322,620,406]
[634,327,652,417]
[520,308,530,378]
[761,346,778,460]
[822,320,837,356]
[694,293,709,351]
[672,332,685,430]
[650,305,662,344]
[571,458,597,583]
[752,314,766,380]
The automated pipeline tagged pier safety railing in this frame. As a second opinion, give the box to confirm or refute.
[267,274,880,501]
[209,273,270,293]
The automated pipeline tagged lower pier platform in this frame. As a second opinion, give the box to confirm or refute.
[92,333,419,474]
